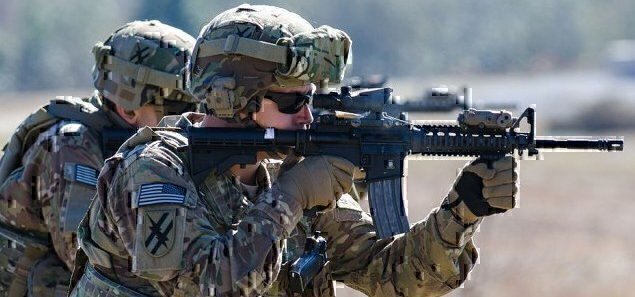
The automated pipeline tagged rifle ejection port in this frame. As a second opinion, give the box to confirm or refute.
[264,128,275,139]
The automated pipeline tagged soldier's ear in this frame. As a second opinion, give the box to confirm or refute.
[115,104,138,125]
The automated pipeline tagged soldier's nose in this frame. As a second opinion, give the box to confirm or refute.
[295,104,313,127]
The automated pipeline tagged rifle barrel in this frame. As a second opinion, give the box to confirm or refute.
[535,137,624,151]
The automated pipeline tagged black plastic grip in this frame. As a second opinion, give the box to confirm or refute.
[455,171,506,217]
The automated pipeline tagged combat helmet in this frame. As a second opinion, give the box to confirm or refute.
[188,4,352,121]
[92,20,197,116]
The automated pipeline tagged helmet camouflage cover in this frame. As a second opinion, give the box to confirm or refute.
[188,4,352,120]
[93,20,197,113]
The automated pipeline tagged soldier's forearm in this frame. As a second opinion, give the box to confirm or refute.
[402,206,480,290]
[193,186,305,295]
[247,184,305,238]
[431,207,482,248]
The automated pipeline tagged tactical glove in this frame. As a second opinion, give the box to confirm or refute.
[443,156,519,223]
[276,155,355,210]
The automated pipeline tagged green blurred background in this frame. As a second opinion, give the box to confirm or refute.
[1,1,634,297]
[2,0,635,92]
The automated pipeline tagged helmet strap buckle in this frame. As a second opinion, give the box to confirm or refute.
[135,67,151,85]
[92,42,112,71]
[223,35,240,54]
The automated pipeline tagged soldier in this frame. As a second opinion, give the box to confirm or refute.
[0,20,196,296]
[70,5,519,297]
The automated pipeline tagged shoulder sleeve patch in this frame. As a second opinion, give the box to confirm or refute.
[135,183,186,207]
[132,205,186,273]
[63,162,98,187]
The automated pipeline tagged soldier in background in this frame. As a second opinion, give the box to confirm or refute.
[0,20,196,296]
[70,5,519,297]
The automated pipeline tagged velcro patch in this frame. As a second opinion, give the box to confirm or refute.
[143,209,176,257]
[137,183,186,206]
[75,164,98,186]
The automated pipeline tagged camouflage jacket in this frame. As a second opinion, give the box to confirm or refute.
[76,113,481,297]
[0,92,133,270]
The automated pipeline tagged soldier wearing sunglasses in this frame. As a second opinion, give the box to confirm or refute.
[70,4,519,297]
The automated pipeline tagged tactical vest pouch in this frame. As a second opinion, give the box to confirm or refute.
[0,238,27,295]
[27,253,71,297]
[0,222,51,296]
[6,245,48,297]
[70,264,148,297]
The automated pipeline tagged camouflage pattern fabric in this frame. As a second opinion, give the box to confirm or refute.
[93,20,197,112]
[188,4,350,120]
[0,94,130,296]
[276,25,351,86]
[72,113,482,297]
[28,253,72,297]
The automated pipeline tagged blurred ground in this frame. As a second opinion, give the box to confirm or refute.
[0,71,633,297]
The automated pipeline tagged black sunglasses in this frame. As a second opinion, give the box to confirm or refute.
[263,91,313,114]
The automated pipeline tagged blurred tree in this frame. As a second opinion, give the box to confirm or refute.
[1,0,634,93]
[132,0,195,35]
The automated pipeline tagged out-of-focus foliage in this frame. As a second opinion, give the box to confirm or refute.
[551,98,635,131]
[1,0,634,92]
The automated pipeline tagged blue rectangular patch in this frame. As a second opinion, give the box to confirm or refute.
[75,164,98,186]
[138,183,186,206]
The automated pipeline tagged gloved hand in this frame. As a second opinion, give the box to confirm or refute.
[276,155,355,210]
[443,156,519,223]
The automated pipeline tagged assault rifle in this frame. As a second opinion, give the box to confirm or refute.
[343,74,389,89]
[313,85,516,115]
[186,86,624,239]
[396,85,517,112]
[341,74,516,112]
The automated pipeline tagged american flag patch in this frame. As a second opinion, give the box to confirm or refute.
[137,183,186,206]
[75,164,98,186]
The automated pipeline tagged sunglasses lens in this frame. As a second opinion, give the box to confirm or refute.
[162,101,197,115]
[265,92,312,114]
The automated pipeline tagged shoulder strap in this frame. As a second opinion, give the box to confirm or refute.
[46,97,113,132]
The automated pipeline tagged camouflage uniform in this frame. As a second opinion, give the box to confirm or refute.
[70,113,480,297]
[0,21,195,296]
[71,5,519,297]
